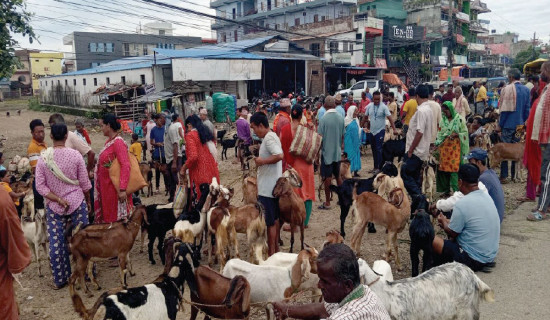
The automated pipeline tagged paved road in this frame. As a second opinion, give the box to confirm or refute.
[479,202,550,319]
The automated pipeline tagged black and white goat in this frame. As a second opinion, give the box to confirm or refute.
[70,241,198,320]
[362,261,494,320]
[143,203,176,265]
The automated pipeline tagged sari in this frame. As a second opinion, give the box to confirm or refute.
[344,106,362,172]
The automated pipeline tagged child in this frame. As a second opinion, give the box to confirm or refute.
[129,133,142,160]
[0,170,25,207]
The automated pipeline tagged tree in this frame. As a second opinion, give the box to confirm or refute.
[0,0,36,79]
[512,46,539,72]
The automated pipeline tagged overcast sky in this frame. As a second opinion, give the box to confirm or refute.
[13,0,550,53]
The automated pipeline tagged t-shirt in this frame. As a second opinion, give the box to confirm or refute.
[428,100,441,144]
[0,182,18,206]
[476,85,487,102]
[65,131,91,157]
[449,189,500,263]
[257,132,283,198]
[318,110,345,165]
[366,102,391,135]
[317,106,326,120]
[164,123,182,163]
[27,138,47,169]
[388,101,398,122]
[396,91,405,106]
[402,99,418,125]
[479,169,505,223]
[236,118,252,145]
[405,102,433,161]
[335,105,346,118]
[150,125,166,159]
[129,142,142,160]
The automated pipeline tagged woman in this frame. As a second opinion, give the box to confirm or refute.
[35,123,91,289]
[144,113,156,161]
[180,114,220,206]
[344,105,362,177]
[280,105,316,226]
[435,101,469,194]
[94,114,133,223]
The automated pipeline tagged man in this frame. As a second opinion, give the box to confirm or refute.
[401,87,417,134]
[272,243,390,320]
[164,113,183,202]
[0,188,31,319]
[427,85,441,145]
[250,112,283,256]
[528,61,550,221]
[452,86,471,119]
[402,84,433,203]
[435,84,445,102]
[334,94,346,118]
[441,85,454,104]
[433,164,500,271]
[150,113,167,194]
[27,119,47,210]
[364,87,373,101]
[525,75,535,91]
[199,108,216,138]
[387,92,398,122]
[344,93,356,112]
[318,96,344,209]
[395,86,405,109]
[366,91,398,172]
[468,81,478,105]
[359,91,371,116]
[452,79,460,89]
[467,148,505,222]
[498,68,531,183]
[469,118,484,146]
[273,98,291,136]
[530,75,541,102]
[315,101,326,121]
[475,81,488,115]
[236,107,253,170]
[74,120,91,145]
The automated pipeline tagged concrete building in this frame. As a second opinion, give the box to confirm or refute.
[62,26,202,70]
[358,0,408,26]
[29,52,64,94]
[10,49,38,95]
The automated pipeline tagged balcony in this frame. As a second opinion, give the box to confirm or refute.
[403,0,440,12]
[471,0,491,13]
[468,43,486,52]
[455,12,470,23]
[210,0,240,9]
[470,20,489,33]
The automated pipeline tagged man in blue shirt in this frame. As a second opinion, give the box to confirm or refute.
[316,101,326,122]
[467,148,505,223]
[433,164,500,271]
[150,113,166,193]
[498,68,530,183]
[334,94,345,118]
[366,91,397,173]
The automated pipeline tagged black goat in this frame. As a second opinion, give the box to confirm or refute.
[409,209,435,277]
[382,137,406,163]
[144,203,176,265]
[221,133,238,161]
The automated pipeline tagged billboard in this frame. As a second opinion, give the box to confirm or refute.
[385,24,425,41]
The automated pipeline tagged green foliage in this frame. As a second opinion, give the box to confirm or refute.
[0,0,36,79]
[27,97,44,111]
[512,46,540,71]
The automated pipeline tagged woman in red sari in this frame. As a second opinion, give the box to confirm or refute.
[93,114,133,223]
[180,114,220,207]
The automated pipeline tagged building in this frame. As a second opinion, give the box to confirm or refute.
[10,49,38,95]
[29,52,64,94]
[358,0,408,26]
[62,26,202,70]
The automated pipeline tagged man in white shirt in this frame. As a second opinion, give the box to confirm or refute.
[396,86,405,108]
[427,85,441,145]
[452,87,471,119]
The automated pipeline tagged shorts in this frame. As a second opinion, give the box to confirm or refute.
[441,240,491,272]
[152,155,166,164]
[320,156,340,180]
[258,196,279,227]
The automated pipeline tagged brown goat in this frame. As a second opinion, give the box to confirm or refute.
[273,175,305,253]
[350,188,410,271]
[322,230,345,248]
[68,205,147,296]
[190,266,251,320]
[229,202,268,264]
[489,142,525,181]
[242,175,258,205]
[207,187,239,272]
[139,162,153,197]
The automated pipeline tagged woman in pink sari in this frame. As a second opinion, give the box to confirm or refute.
[93,114,132,223]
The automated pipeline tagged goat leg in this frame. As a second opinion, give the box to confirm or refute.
[392,232,403,271]
[87,261,101,291]
[289,223,295,253]
[148,236,156,265]
[118,254,128,289]
[207,230,213,267]
[231,227,240,259]
[139,227,146,253]
[300,223,305,251]
[158,236,165,265]
[410,242,420,277]
[350,219,368,255]
[340,205,350,239]
[127,253,135,276]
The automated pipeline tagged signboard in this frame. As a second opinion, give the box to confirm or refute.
[430,56,447,66]
[332,53,352,65]
[385,25,425,41]
[366,17,384,30]
[453,55,468,65]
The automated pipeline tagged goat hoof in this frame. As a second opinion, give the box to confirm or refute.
[39,274,44,278]
[130,272,136,277]
[150,260,156,265]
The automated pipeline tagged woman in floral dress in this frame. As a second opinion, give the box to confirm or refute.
[94,114,132,223]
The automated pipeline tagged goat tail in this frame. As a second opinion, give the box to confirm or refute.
[70,282,107,320]
[477,277,495,303]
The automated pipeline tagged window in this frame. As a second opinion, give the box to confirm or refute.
[93,78,97,86]
[275,24,279,30]
[65,79,68,86]
[222,33,227,42]
[314,14,319,23]
[45,81,47,87]
[123,43,130,56]
[50,59,54,62]
[351,82,364,90]
[121,76,126,85]
[159,30,165,35]
[97,42,105,52]
[44,67,50,72]
[310,43,320,57]
[51,81,53,86]
[73,79,76,86]
[294,18,300,26]
[143,46,148,55]
[106,77,110,85]
[321,16,325,21]
[232,8,236,19]
[35,59,39,62]
[106,43,114,52]
[343,42,349,53]
[57,80,60,85]
[356,33,362,40]
[91,62,100,68]
[140,74,146,85]
[83,79,86,86]
[329,41,339,54]
[89,42,97,52]
[234,31,238,42]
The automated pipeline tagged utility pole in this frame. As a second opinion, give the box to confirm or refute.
[447,0,454,83]
[532,31,537,60]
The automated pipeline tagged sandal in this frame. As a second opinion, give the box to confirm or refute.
[318,204,331,210]
[516,197,535,202]
[527,212,548,221]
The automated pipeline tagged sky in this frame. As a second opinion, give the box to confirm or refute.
[12,0,550,53]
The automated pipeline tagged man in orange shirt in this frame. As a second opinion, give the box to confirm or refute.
[0,187,31,319]
[27,119,47,211]
[273,98,291,136]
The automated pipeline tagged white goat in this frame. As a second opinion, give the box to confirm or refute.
[21,191,35,219]
[361,261,494,320]
[17,156,31,173]
[222,248,318,302]
[21,209,48,277]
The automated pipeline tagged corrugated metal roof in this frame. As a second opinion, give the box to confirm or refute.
[153,47,263,60]
[59,54,171,77]
[252,51,321,61]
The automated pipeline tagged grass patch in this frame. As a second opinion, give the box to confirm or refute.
[27,98,103,118]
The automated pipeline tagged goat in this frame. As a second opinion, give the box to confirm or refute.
[190,266,251,320]
[361,261,494,320]
[207,185,239,272]
[409,209,435,277]
[8,155,21,173]
[317,157,352,201]
[21,208,48,277]
[421,155,438,202]
[373,165,405,201]
[144,203,176,265]
[322,230,344,248]
[357,259,394,284]
[223,248,318,303]
[382,136,406,163]
[221,133,238,161]
[242,174,258,205]
[229,202,268,264]
[21,190,35,218]
[330,177,375,238]
[489,142,525,181]
[273,171,305,253]
[68,205,147,296]
[139,162,153,197]
[17,156,31,174]
[70,241,199,320]
[350,188,410,271]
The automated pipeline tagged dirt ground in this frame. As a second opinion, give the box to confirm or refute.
[0,99,527,319]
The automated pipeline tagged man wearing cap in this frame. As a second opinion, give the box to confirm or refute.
[273,98,291,136]
[433,164,500,271]
[467,148,505,223]
[334,94,345,118]
[199,108,216,138]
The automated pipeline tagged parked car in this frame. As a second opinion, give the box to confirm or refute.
[337,80,381,99]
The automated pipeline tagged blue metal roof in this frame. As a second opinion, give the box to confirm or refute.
[60,54,171,76]
[153,47,263,60]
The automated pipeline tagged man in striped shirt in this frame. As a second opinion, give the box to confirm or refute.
[27,119,47,210]
[273,244,390,320]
